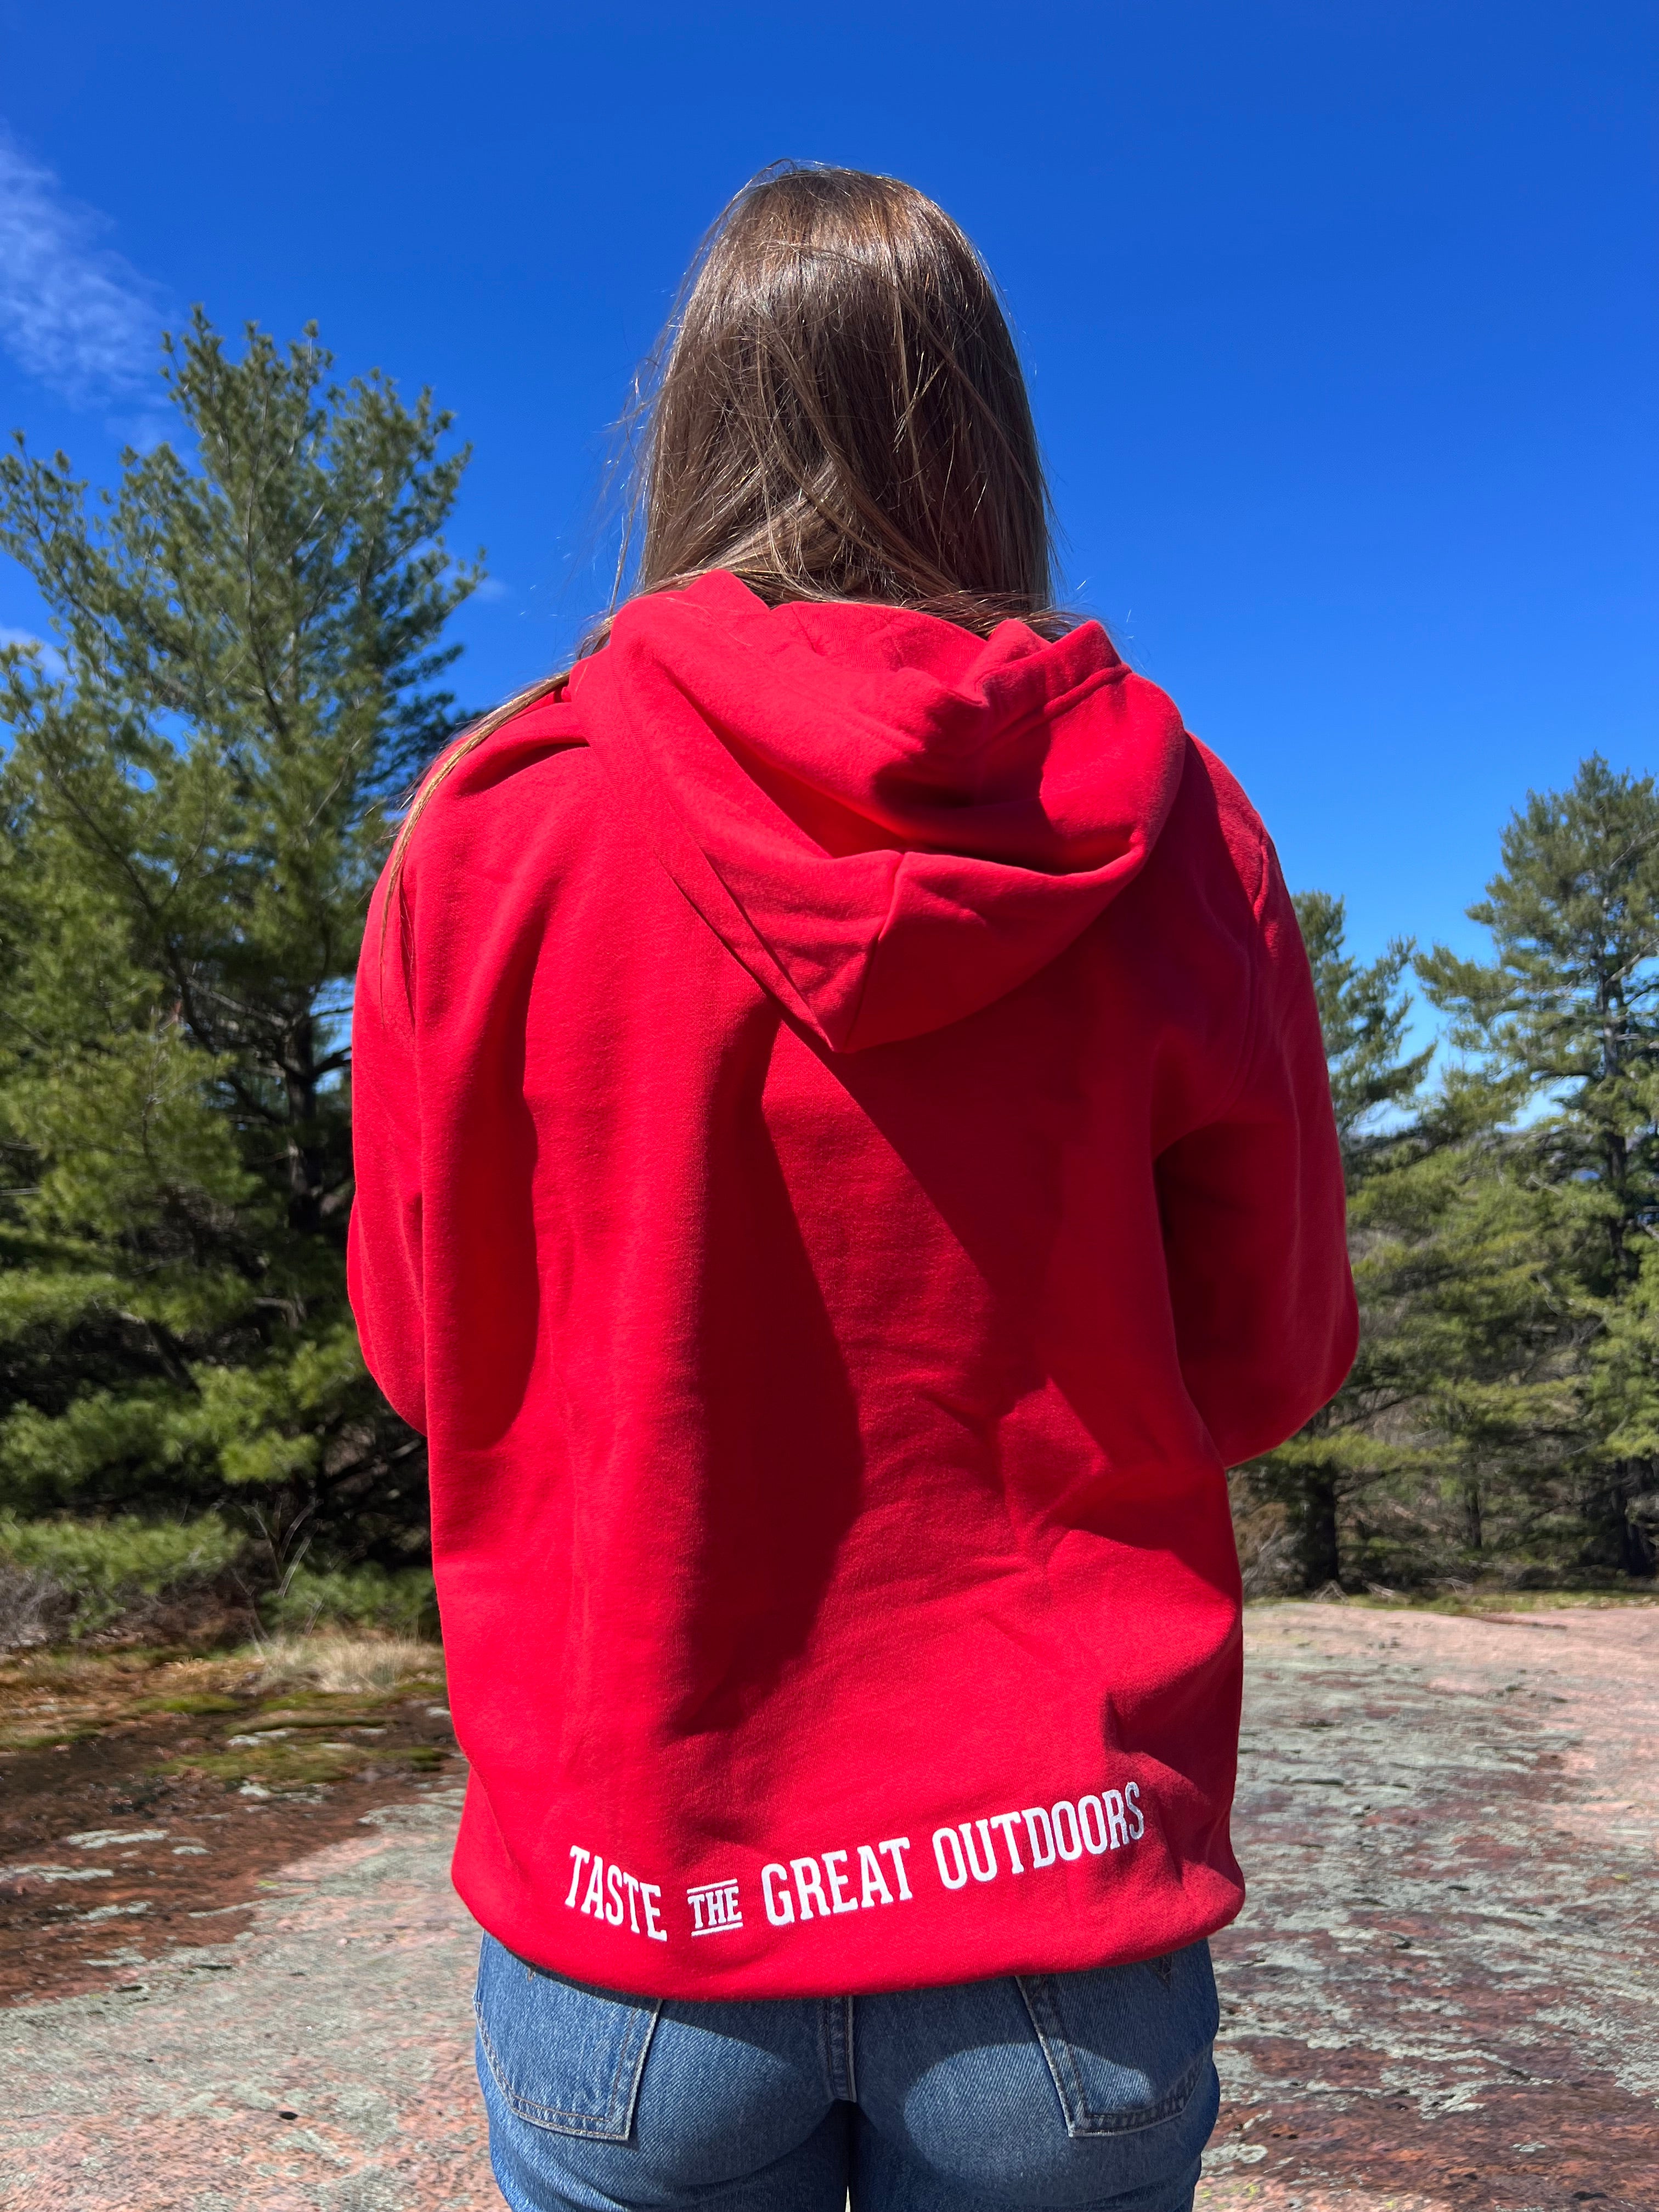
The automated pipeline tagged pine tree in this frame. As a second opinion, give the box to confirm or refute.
[1419,757,1659,1575]
[0,314,476,1635]
[1237,895,1432,1590]
[1244,765,1659,1599]
[1592,1231,1659,1560]
[1238,886,1598,1593]
[1294,891,1431,1163]
[1343,1075,1593,1582]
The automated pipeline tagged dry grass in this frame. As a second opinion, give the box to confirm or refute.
[0,1630,445,1748]
[242,1632,445,1697]
[1254,1584,1659,1616]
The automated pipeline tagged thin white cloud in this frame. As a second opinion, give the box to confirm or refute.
[0,127,162,404]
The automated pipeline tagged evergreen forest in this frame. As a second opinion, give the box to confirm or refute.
[0,322,1653,1646]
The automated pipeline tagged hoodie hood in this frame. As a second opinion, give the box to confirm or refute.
[568,571,1189,1052]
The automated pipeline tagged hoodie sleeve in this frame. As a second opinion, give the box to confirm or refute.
[346,874,428,1437]
[1154,836,1357,1468]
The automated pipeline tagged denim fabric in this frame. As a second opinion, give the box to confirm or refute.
[474,1933,1219,2212]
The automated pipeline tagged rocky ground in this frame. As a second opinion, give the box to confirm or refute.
[0,1638,459,2007]
[0,1600,1654,2212]
[1198,1601,1658,2212]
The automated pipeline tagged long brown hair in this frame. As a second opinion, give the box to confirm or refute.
[386,165,1060,889]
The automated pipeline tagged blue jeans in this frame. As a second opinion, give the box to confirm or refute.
[474,1932,1218,2211]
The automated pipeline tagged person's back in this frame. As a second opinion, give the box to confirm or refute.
[349,163,1356,2212]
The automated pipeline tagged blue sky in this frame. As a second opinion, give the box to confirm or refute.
[0,0,1651,975]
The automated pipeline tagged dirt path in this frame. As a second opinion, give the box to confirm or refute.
[1,1601,1654,2211]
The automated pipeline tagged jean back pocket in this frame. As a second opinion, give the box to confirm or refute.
[1017,1940,1218,2139]
[474,1932,663,2142]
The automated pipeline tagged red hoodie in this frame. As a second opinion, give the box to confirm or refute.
[348,571,1355,1999]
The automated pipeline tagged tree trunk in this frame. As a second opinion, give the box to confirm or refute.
[1614,1468,1656,1579]
[1463,1480,1483,1554]
[1584,1465,1657,1579]
[1299,1468,1341,1589]
[1621,1513,1656,1579]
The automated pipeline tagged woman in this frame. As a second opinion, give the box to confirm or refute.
[349,165,1355,2212]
